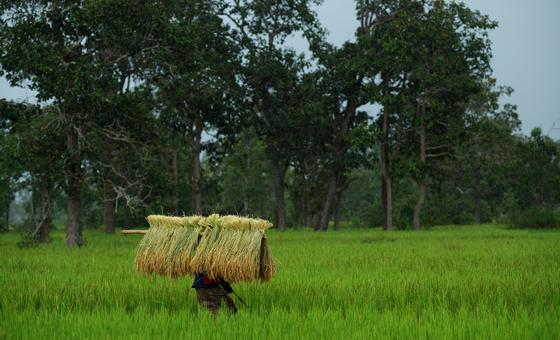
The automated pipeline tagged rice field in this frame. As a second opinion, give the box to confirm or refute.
[1,225,559,339]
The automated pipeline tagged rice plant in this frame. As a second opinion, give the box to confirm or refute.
[1,225,559,339]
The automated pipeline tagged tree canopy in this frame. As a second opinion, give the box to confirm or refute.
[1,0,558,246]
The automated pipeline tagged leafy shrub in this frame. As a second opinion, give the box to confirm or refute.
[509,206,560,229]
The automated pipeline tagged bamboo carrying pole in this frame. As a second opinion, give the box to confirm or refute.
[121,229,148,235]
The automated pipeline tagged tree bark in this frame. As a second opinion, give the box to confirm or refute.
[294,170,308,228]
[53,4,83,246]
[474,194,481,224]
[271,158,287,230]
[413,178,426,230]
[191,116,203,215]
[162,147,170,179]
[333,188,342,231]
[35,186,51,242]
[103,180,116,233]
[381,175,387,227]
[123,204,131,229]
[413,120,427,230]
[4,190,9,231]
[4,205,9,230]
[318,171,337,231]
[381,109,393,230]
[318,96,358,231]
[66,120,83,247]
[172,144,180,213]
[473,167,481,224]
[384,176,393,230]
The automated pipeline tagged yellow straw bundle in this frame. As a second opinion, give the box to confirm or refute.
[135,214,275,283]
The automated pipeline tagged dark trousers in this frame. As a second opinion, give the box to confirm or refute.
[195,287,237,314]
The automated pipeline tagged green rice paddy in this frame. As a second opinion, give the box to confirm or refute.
[1,225,559,339]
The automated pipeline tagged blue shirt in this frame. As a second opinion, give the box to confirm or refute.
[191,273,233,293]
[192,273,220,288]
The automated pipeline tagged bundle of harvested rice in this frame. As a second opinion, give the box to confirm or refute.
[135,214,275,283]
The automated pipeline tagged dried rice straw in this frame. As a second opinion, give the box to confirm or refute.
[135,214,275,283]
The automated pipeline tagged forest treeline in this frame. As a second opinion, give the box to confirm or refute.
[1,1,559,246]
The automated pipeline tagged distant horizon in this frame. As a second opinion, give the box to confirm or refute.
[1,0,559,139]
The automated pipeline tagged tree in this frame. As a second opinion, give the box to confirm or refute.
[411,1,496,230]
[288,72,332,228]
[516,128,560,207]
[83,3,162,232]
[455,81,520,223]
[311,42,371,231]
[369,0,496,229]
[221,0,322,229]
[0,1,166,244]
[86,90,160,232]
[218,128,274,219]
[0,110,17,232]
[149,0,239,215]
[0,1,92,246]
[357,0,408,231]
[0,100,64,242]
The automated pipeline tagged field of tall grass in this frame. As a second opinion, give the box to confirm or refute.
[1,225,559,339]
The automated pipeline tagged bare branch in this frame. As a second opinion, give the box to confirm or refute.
[427,151,451,158]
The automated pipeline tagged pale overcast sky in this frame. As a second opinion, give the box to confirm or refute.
[1,0,559,138]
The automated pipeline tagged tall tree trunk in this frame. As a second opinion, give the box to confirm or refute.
[413,178,426,230]
[123,204,130,229]
[4,208,9,230]
[191,117,203,215]
[318,170,337,231]
[35,186,51,242]
[4,190,9,231]
[381,110,393,230]
[538,178,545,207]
[333,188,342,231]
[53,1,82,246]
[294,171,308,228]
[381,175,387,227]
[271,158,287,230]
[319,99,357,232]
[66,122,83,247]
[413,120,427,230]
[172,144,180,213]
[384,176,393,229]
[161,147,174,210]
[474,194,481,225]
[100,144,115,233]
[473,168,481,224]
[30,186,36,226]
[103,180,115,233]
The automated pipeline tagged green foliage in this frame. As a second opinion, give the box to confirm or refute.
[0,0,558,234]
[515,128,560,207]
[340,168,380,227]
[496,190,519,222]
[391,181,418,229]
[1,226,559,338]
[218,129,274,220]
[509,207,560,229]
[426,191,478,226]
[0,100,64,243]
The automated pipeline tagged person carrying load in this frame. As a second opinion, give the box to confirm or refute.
[192,273,237,314]
[123,214,274,314]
